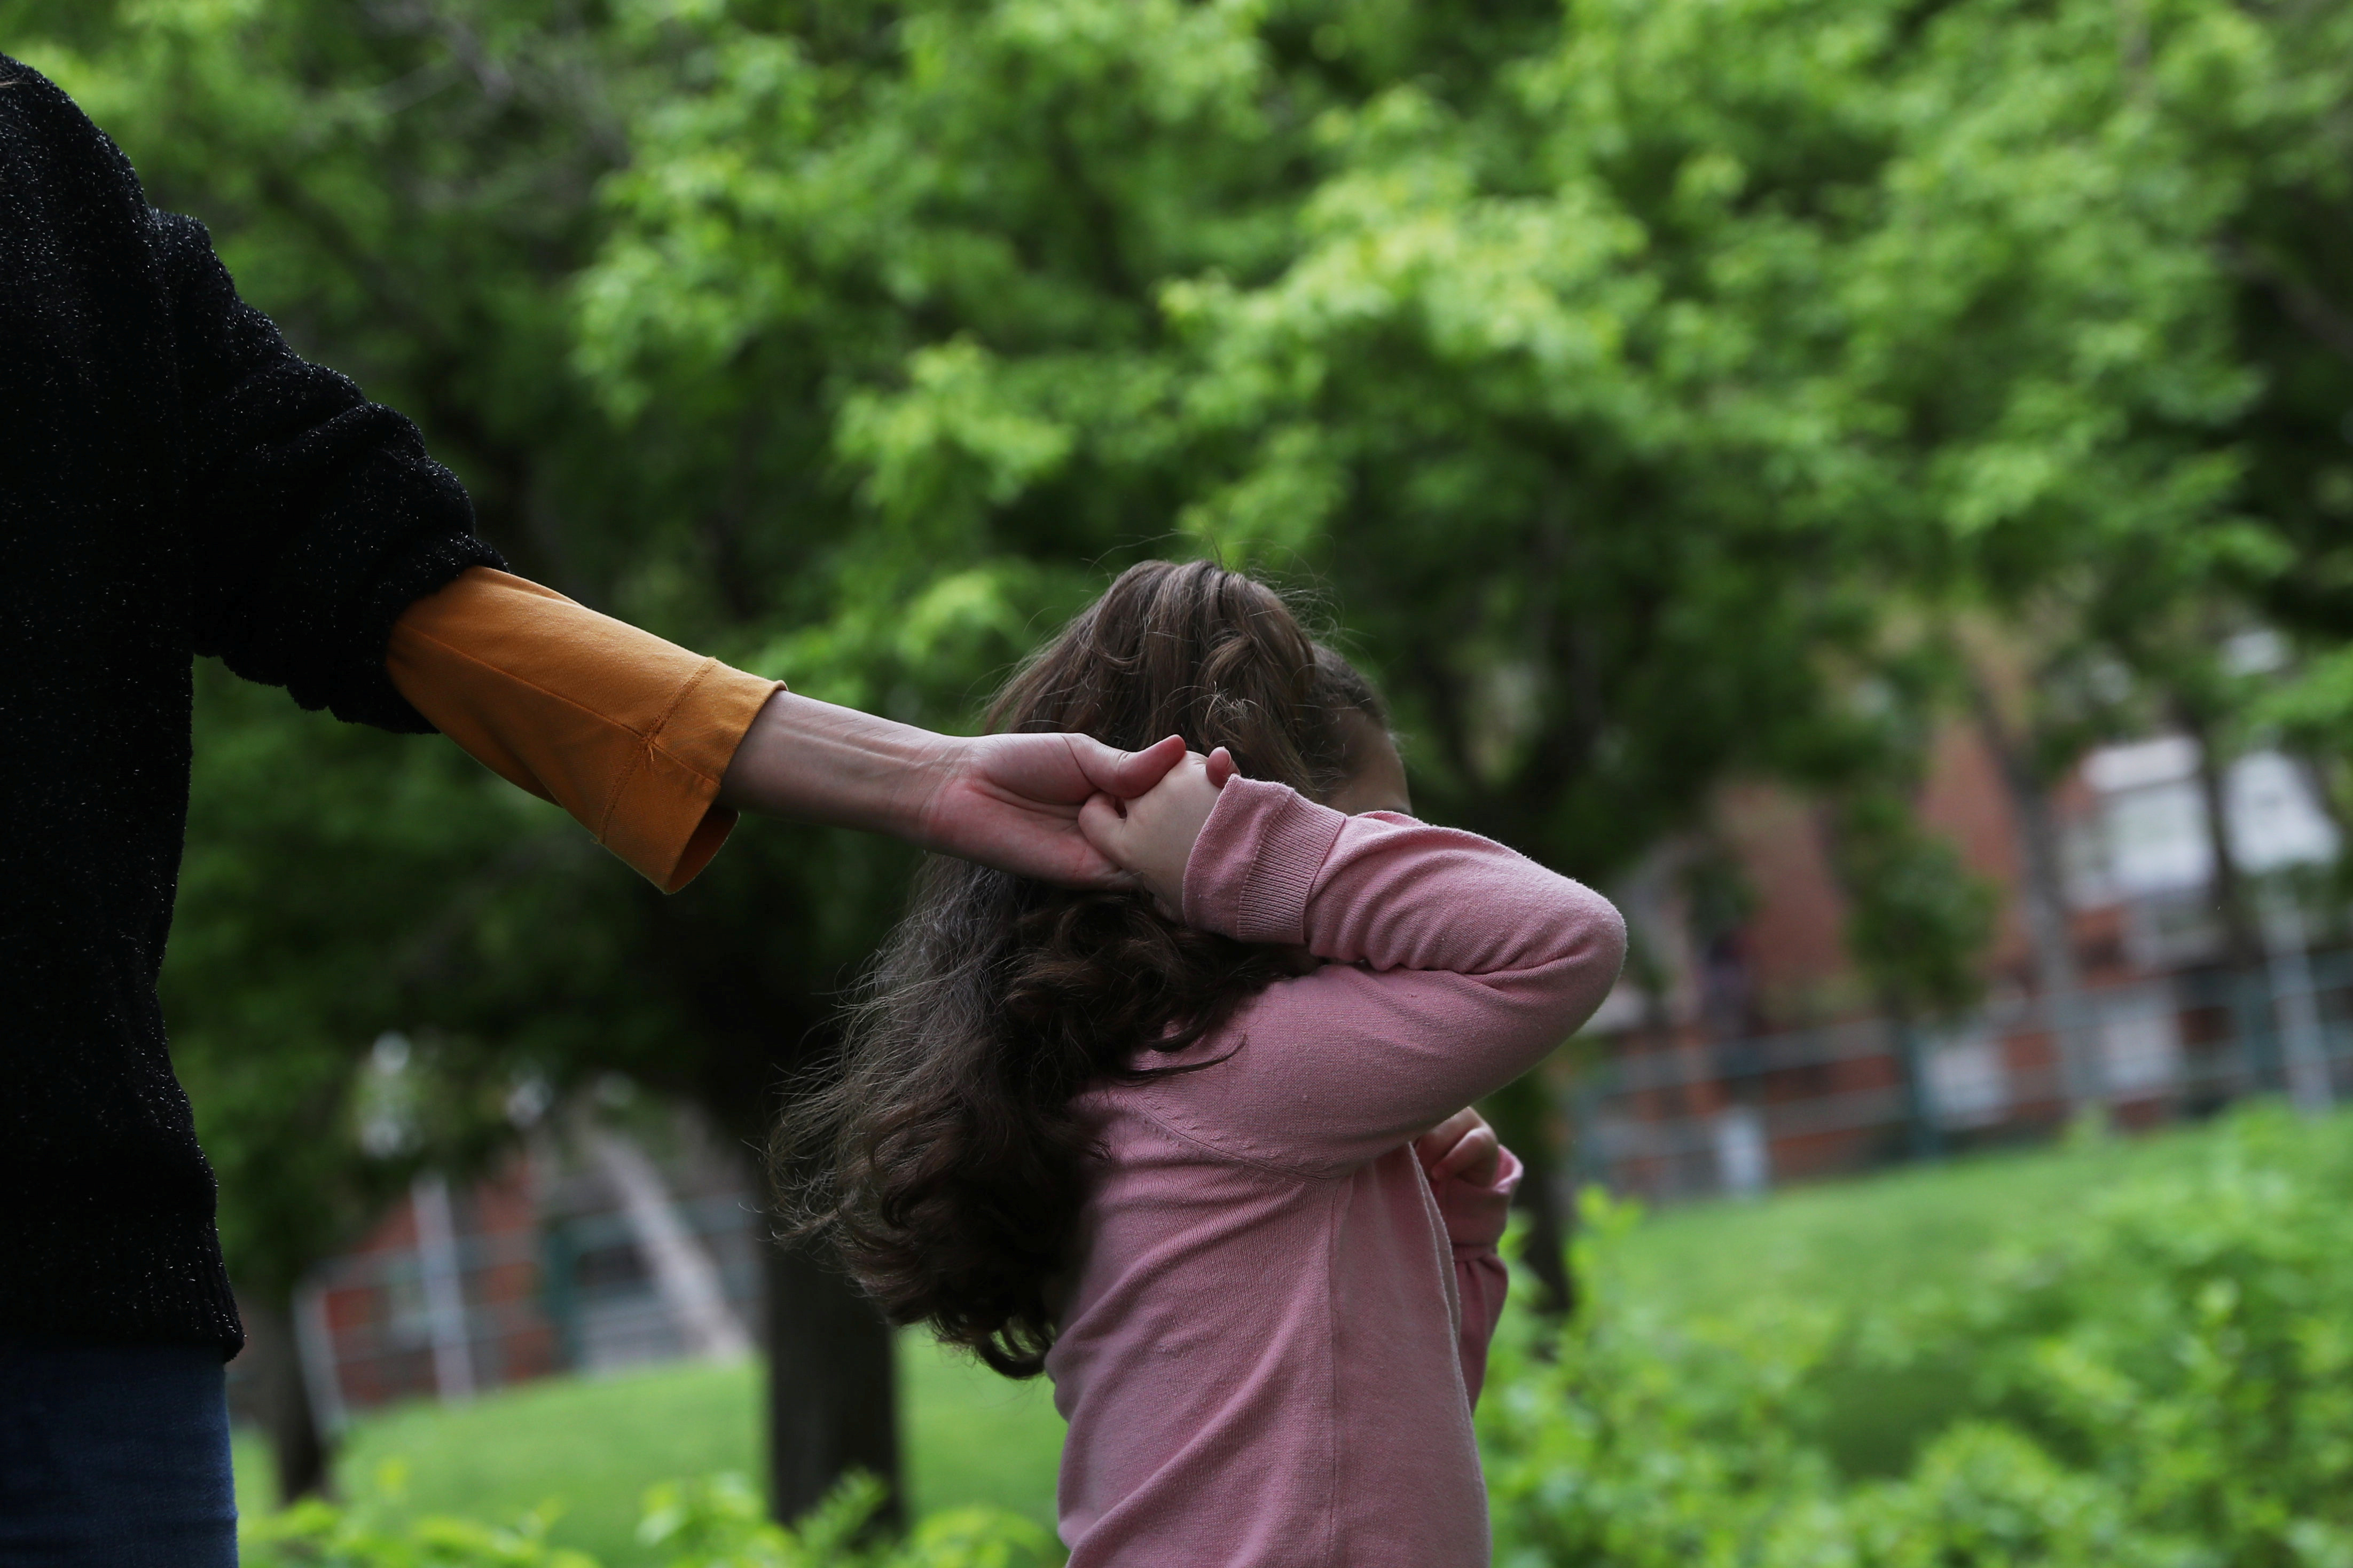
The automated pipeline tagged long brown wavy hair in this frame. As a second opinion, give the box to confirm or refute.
[773,560,1387,1376]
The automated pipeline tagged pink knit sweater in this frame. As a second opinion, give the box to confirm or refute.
[1045,778,1627,1567]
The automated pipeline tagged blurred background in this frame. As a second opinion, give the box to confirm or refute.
[6,0,2351,1562]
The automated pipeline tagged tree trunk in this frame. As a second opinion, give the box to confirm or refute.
[763,1236,901,1530]
[1967,675,2104,1114]
[1887,1010,1945,1162]
[2177,705,2262,970]
[2177,705,2274,1097]
[238,1291,334,1504]
[1483,1071,1575,1318]
[680,1021,907,1531]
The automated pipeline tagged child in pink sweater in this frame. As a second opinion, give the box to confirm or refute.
[778,562,1626,1567]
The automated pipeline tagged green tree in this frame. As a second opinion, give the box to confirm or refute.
[18,0,2353,1525]
[578,0,2353,1250]
[573,0,1897,1317]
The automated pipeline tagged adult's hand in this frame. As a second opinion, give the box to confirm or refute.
[717,691,1187,888]
[917,729,1193,887]
[1076,747,1236,916]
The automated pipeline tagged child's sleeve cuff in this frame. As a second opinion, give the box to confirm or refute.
[1180,776,1348,943]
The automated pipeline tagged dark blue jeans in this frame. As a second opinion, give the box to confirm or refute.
[0,1338,237,1567]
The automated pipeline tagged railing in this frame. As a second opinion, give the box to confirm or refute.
[293,1181,764,1430]
[280,950,2353,1424]
[1571,952,2353,1203]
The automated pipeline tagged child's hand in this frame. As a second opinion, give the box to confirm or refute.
[1078,747,1236,916]
[1415,1107,1502,1189]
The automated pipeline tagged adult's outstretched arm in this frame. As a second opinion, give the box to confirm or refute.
[389,568,1182,892]
[718,690,1187,891]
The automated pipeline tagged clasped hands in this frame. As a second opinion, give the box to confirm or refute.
[728,710,1504,1186]
[1075,747,1501,1185]
[717,691,1225,893]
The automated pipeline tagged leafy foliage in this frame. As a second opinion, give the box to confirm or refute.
[634,1474,1054,1568]
[3,0,2335,1246]
[6,0,2351,1514]
[241,1471,1054,1568]
[1481,1103,2353,1567]
[239,1104,2353,1564]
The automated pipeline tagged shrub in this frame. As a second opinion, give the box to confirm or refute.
[241,1494,598,1568]
[1482,1103,2353,1567]
[633,1472,1055,1568]
[1927,1104,2353,1566]
[242,1470,1055,1568]
[246,1104,2353,1566]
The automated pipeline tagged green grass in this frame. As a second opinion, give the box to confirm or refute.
[1594,1113,2250,1477]
[233,1112,2268,1559]
[1607,1115,2186,1322]
[234,1335,1062,1566]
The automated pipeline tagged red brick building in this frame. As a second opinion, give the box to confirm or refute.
[1573,716,2347,1200]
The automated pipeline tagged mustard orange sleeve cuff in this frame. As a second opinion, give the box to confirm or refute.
[386,567,783,893]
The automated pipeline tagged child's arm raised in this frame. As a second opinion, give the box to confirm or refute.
[1085,767,1626,1175]
[1076,746,1236,913]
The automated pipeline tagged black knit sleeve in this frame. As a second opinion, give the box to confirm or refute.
[157,210,504,732]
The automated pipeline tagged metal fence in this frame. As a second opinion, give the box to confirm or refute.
[291,1155,765,1432]
[1572,951,2353,1203]
[279,941,2353,1428]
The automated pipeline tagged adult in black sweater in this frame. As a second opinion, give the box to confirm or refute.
[0,57,1176,1566]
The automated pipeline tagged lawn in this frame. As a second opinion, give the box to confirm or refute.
[231,1111,2276,1562]
[1597,1117,2207,1478]
[1608,1115,2186,1321]
[232,1334,1063,1566]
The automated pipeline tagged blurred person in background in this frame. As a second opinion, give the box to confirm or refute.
[0,54,1179,1568]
